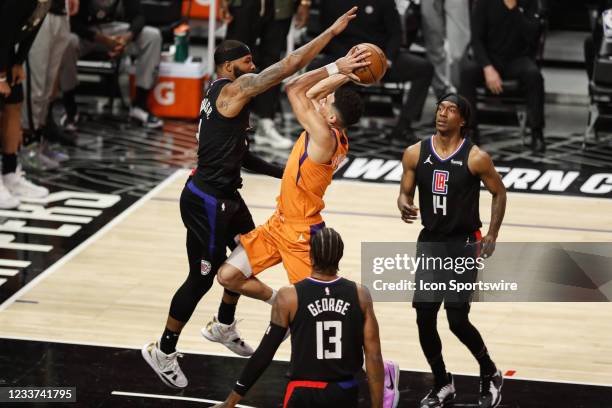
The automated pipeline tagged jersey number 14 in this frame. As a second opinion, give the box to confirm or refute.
[316,321,342,359]
[433,195,447,216]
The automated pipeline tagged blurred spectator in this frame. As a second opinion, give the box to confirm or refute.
[584,0,612,81]
[22,0,79,149]
[459,0,545,152]
[313,0,434,145]
[0,0,51,209]
[59,0,163,129]
[220,0,310,148]
[421,0,470,98]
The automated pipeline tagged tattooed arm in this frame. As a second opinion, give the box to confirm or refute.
[216,6,359,118]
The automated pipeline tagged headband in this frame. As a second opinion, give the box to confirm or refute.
[214,44,252,65]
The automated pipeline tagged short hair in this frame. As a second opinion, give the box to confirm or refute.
[214,40,250,68]
[332,84,363,128]
[436,92,472,136]
[310,227,344,275]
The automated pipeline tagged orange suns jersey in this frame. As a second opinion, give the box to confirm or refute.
[276,128,349,221]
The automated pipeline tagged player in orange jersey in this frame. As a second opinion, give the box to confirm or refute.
[202,47,369,352]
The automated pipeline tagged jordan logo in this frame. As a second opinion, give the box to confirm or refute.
[424,155,433,165]
[297,233,306,242]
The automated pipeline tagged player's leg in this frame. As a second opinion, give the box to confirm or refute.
[142,182,225,387]
[217,243,278,301]
[214,195,257,327]
[415,303,456,408]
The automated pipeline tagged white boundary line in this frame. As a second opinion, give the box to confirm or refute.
[111,391,255,407]
[0,170,186,312]
[1,335,611,389]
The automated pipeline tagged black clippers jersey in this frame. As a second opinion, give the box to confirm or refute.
[193,78,250,195]
[416,136,482,236]
[288,277,364,381]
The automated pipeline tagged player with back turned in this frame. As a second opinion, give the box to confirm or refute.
[212,228,386,408]
[141,7,361,390]
[397,93,507,408]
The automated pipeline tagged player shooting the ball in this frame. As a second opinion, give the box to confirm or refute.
[204,45,390,349]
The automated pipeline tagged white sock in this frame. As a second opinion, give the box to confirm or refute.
[265,289,278,305]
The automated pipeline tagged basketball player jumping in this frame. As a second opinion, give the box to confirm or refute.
[397,93,507,408]
[211,228,386,408]
[142,7,361,389]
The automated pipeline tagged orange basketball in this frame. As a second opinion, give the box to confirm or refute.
[353,43,388,85]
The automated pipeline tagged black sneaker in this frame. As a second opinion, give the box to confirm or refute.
[478,370,503,408]
[130,106,164,129]
[420,373,456,408]
[60,112,80,132]
[43,118,77,146]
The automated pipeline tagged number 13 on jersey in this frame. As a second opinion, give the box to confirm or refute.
[316,321,342,359]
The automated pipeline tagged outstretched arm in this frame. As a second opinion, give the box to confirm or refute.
[397,144,420,223]
[285,48,370,164]
[212,287,296,408]
[358,285,384,408]
[468,147,506,257]
[216,7,359,118]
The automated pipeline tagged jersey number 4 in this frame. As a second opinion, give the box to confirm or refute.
[316,321,342,359]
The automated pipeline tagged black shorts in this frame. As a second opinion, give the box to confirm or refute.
[283,379,359,408]
[0,68,24,108]
[412,228,482,311]
[180,178,255,273]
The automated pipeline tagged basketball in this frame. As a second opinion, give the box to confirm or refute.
[353,43,388,85]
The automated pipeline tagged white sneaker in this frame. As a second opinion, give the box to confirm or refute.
[254,118,293,149]
[129,107,164,129]
[0,178,20,209]
[3,171,49,199]
[420,373,456,408]
[141,341,188,389]
[201,316,254,357]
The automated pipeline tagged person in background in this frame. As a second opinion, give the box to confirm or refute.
[313,0,434,146]
[459,0,545,151]
[220,0,311,148]
[21,0,79,170]
[0,0,52,209]
[420,0,471,98]
[59,0,163,129]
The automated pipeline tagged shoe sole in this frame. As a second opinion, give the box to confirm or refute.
[201,327,253,357]
[140,343,187,389]
[388,361,401,408]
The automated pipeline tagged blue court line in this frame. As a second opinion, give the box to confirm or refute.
[151,197,612,235]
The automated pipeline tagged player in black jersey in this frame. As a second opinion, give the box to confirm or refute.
[397,94,507,408]
[142,7,361,389]
[212,227,393,408]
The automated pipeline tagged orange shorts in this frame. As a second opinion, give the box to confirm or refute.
[240,212,325,284]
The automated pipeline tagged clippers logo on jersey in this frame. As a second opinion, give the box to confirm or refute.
[432,170,449,195]
[201,260,212,275]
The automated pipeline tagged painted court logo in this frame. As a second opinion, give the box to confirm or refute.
[201,260,212,275]
[432,170,449,195]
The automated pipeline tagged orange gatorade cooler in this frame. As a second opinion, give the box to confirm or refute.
[182,0,220,19]
[130,59,209,119]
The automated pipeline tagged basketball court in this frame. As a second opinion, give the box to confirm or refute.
[0,110,611,406]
